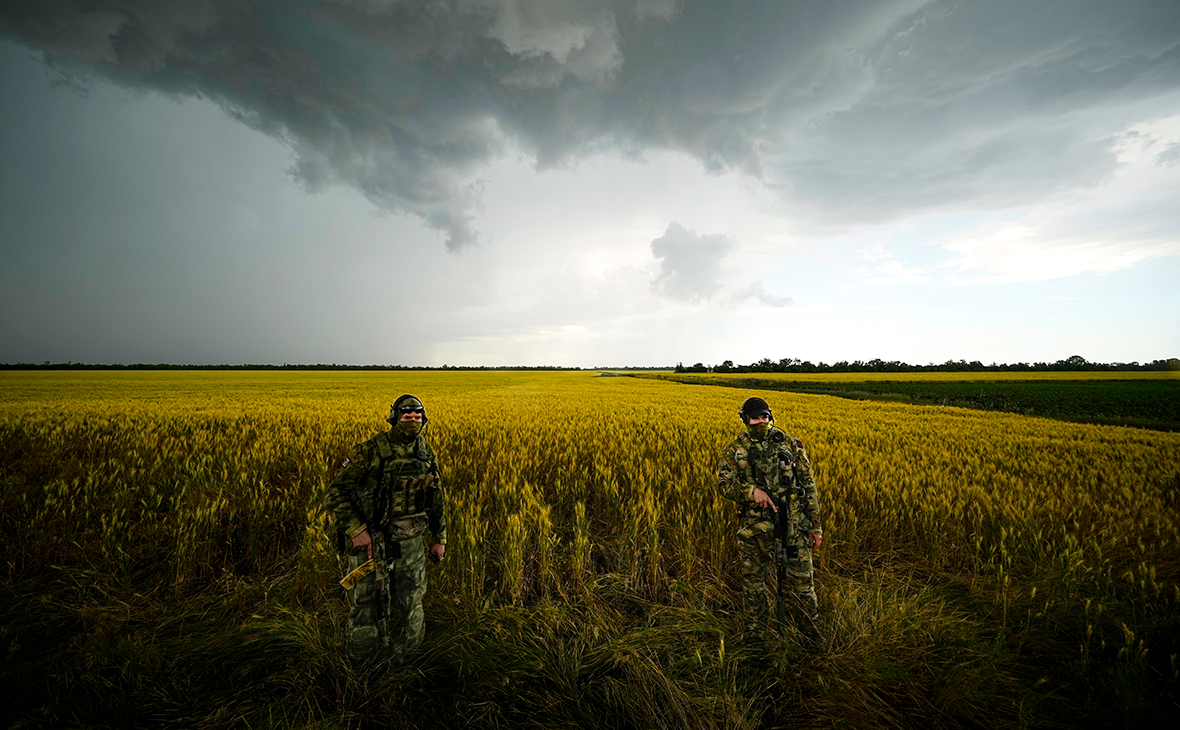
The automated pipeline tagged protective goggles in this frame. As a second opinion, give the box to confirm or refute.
[398,406,425,414]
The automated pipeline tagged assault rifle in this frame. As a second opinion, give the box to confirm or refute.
[339,481,395,652]
[770,439,811,629]
[769,492,792,629]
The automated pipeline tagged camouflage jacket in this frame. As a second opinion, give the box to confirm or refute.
[325,429,448,545]
[717,425,822,539]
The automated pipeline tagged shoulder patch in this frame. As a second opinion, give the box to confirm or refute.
[795,439,804,448]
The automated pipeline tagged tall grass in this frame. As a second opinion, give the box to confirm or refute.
[1,370,1178,728]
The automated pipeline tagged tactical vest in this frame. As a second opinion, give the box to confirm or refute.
[358,431,437,540]
[739,428,796,499]
[735,428,810,541]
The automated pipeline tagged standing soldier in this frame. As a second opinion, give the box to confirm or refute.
[325,394,447,661]
[717,396,823,645]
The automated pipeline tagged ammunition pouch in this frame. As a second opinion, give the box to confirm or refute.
[379,475,434,525]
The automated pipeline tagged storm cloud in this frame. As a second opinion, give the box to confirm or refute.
[4,0,1176,251]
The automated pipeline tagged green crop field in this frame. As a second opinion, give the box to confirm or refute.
[641,371,1180,431]
[2,371,1178,728]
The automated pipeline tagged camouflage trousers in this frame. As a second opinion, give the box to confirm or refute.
[737,530,818,641]
[344,535,427,661]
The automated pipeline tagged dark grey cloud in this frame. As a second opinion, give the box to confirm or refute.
[2,0,1177,248]
[650,221,733,302]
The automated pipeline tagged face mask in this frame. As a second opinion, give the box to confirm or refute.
[747,421,769,438]
[395,419,423,438]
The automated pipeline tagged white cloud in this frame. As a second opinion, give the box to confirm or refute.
[858,246,929,284]
[939,113,1180,284]
[940,227,1155,284]
[724,280,794,308]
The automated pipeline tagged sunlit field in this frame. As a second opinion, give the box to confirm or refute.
[2,370,1178,728]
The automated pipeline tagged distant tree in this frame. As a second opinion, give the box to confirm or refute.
[1067,355,1093,370]
[752,357,777,372]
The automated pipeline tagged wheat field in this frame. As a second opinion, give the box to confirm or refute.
[2,370,1177,728]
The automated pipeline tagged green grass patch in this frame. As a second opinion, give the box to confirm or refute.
[641,374,1180,431]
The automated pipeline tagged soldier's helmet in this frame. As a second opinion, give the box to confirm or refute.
[739,396,772,423]
[388,394,428,425]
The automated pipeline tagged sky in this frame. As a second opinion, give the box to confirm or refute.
[1,0,1178,368]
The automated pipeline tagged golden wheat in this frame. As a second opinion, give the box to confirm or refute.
[2,370,1177,666]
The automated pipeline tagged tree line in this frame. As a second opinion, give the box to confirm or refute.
[3,356,1176,373]
[676,355,1180,374]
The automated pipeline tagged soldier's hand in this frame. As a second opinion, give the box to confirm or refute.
[429,543,445,563]
[809,533,823,551]
[351,530,373,559]
[752,488,777,511]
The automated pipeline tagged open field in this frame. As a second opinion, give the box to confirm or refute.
[641,371,1180,432]
[2,370,1179,728]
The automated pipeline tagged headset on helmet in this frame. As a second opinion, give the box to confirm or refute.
[388,394,428,426]
[739,396,773,424]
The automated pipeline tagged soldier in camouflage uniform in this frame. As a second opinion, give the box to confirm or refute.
[325,394,447,661]
[717,396,823,644]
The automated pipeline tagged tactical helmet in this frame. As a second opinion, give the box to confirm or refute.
[739,396,772,423]
[388,394,428,425]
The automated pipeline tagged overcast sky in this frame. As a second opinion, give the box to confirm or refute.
[2,0,1178,367]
